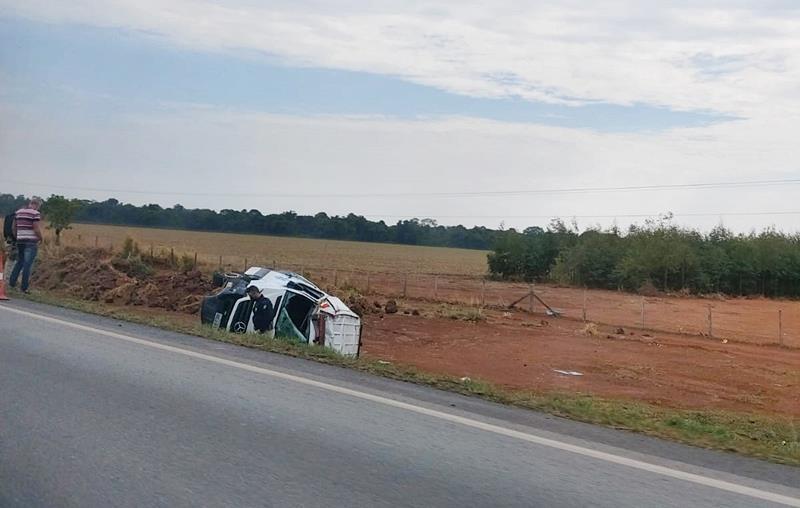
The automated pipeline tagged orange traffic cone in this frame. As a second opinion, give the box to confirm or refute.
[0,248,9,300]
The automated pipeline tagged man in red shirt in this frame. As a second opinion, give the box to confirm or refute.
[10,197,43,293]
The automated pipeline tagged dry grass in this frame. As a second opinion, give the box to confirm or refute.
[63,223,489,276]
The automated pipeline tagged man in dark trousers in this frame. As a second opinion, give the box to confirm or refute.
[246,285,275,333]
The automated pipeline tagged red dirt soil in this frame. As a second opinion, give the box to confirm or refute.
[303,268,800,348]
[361,304,800,419]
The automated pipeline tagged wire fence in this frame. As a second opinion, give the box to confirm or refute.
[60,232,799,349]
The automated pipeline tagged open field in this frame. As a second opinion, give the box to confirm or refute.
[66,223,489,276]
[59,223,800,347]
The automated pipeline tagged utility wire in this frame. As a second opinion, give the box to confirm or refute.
[2,177,800,199]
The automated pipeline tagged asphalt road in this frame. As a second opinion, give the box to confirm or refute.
[1,300,798,507]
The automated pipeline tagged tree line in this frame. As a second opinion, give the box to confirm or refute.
[489,215,800,298]
[5,193,798,298]
[0,194,499,250]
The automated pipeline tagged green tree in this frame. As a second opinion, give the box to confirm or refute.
[43,195,79,245]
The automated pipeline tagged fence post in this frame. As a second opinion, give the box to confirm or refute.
[434,276,438,300]
[641,297,645,328]
[243,257,247,272]
[779,309,783,346]
[333,269,338,287]
[481,279,486,308]
[403,274,408,298]
[707,305,713,338]
[150,244,154,260]
[95,236,98,248]
[582,287,587,322]
[218,255,222,270]
[366,273,371,294]
[529,283,534,313]
[193,252,198,270]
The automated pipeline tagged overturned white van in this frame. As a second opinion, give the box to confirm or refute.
[200,267,362,357]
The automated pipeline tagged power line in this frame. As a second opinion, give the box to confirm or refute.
[2,177,800,199]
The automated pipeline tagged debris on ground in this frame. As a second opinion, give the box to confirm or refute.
[384,300,399,314]
[553,370,584,377]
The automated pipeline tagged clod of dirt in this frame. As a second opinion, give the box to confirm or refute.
[403,310,410,315]
[412,309,420,316]
[384,300,399,314]
[581,323,600,336]
[615,327,625,335]
[345,294,372,317]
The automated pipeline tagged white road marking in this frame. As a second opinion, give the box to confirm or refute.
[2,304,799,507]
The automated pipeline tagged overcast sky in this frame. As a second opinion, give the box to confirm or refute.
[1,1,799,232]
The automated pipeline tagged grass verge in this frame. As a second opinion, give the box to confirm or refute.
[14,290,800,467]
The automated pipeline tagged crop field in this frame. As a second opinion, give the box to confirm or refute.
[66,223,489,276]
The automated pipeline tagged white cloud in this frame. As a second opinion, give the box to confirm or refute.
[3,0,800,116]
[1,102,798,233]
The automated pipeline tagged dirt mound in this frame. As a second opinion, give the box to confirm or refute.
[32,248,214,314]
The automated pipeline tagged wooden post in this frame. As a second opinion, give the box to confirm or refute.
[434,276,438,300]
[243,258,247,272]
[193,252,198,270]
[641,297,645,328]
[582,287,587,322]
[95,236,98,248]
[403,274,408,298]
[333,269,338,287]
[779,309,783,346]
[170,247,175,266]
[150,244,154,260]
[528,283,534,313]
[301,266,305,277]
[707,305,713,338]
[366,274,371,294]
[481,279,486,308]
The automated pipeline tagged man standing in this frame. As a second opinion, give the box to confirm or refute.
[10,197,43,294]
[246,285,275,333]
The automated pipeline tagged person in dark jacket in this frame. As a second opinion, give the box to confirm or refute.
[246,285,275,333]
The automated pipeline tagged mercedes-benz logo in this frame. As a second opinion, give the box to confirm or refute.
[233,321,247,333]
